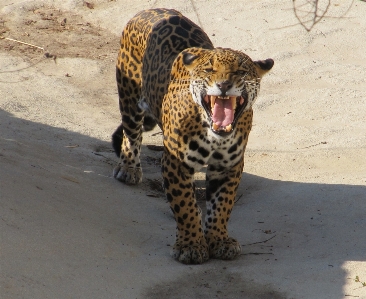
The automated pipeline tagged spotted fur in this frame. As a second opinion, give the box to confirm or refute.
[112,8,274,264]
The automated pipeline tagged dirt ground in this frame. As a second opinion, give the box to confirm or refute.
[1,0,365,298]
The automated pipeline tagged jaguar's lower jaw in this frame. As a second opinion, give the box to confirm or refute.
[212,123,232,133]
[210,122,234,136]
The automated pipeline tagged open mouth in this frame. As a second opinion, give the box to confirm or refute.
[202,94,248,135]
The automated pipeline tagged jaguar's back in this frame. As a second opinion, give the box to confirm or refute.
[116,8,213,128]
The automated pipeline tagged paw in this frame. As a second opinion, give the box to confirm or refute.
[113,164,142,184]
[208,237,241,260]
[171,242,209,264]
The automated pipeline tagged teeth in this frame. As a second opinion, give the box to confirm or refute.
[212,123,232,132]
[230,96,237,110]
[210,95,217,109]
[240,97,244,105]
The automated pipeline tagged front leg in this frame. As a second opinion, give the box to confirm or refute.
[162,149,209,264]
[204,158,244,260]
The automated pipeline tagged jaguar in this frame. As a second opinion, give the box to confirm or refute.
[112,8,274,264]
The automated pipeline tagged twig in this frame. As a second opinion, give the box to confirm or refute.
[61,176,79,184]
[242,234,277,246]
[0,36,44,50]
[297,141,327,149]
[151,131,163,136]
[0,36,57,74]
[146,144,164,151]
[65,145,79,148]
[242,252,273,256]
[189,0,204,30]
[234,193,243,203]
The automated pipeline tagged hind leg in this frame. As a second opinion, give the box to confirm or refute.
[112,45,144,184]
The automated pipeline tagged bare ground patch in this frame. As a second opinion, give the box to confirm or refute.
[0,5,119,61]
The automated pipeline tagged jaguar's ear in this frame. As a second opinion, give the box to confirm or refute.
[182,51,200,70]
[254,58,274,78]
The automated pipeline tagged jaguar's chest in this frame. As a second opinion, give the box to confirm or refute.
[182,130,246,172]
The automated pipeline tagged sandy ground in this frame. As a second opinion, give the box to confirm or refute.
[1,0,365,298]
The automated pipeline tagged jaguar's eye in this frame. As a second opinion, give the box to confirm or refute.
[204,68,214,73]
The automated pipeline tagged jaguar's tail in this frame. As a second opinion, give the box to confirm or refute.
[112,124,123,158]
[112,115,157,157]
[142,114,157,132]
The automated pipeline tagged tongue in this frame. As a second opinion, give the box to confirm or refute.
[212,98,234,127]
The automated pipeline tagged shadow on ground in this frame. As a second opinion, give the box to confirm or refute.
[145,172,365,299]
[1,108,365,299]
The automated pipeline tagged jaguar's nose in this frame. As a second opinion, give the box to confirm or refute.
[216,81,233,95]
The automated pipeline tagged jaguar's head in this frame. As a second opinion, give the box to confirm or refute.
[182,47,274,136]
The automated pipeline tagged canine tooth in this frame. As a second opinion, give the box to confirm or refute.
[231,96,237,110]
[210,95,217,109]
[240,97,244,105]
[213,123,220,131]
[225,124,232,132]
